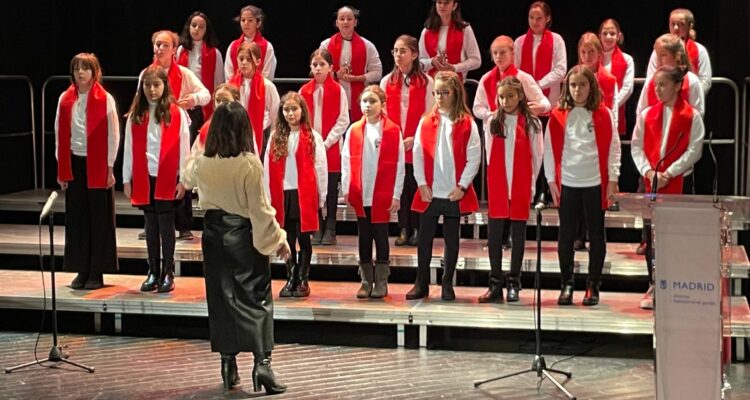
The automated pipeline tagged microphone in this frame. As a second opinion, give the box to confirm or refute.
[651,130,686,197]
[707,130,719,204]
[39,191,59,221]
[534,192,547,212]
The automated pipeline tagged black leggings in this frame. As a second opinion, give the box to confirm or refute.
[319,172,340,231]
[416,199,460,286]
[487,218,526,282]
[357,207,389,263]
[144,211,176,261]
[283,190,312,263]
[398,164,419,231]
[558,185,606,284]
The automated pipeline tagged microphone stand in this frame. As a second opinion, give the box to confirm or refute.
[474,198,576,400]
[6,207,94,373]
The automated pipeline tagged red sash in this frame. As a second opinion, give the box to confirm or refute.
[423,25,465,80]
[130,104,182,205]
[685,39,700,74]
[229,72,265,153]
[347,115,401,223]
[57,82,109,188]
[609,47,628,134]
[482,64,519,113]
[229,33,269,76]
[198,119,210,145]
[596,65,617,111]
[300,75,343,172]
[520,29,553,97]
[411,112,479,214]
[151,58,183,99]
[268,128,320,232]
[548,106,613,210]
[643,96,694,194]
[385,72,428,163]
[178,44,217,120]
[647,76,690,109]
[487,114,533,220]
[327,32,367,121]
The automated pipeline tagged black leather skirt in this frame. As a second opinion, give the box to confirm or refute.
[202,209,274,354]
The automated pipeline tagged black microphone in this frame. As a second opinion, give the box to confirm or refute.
[39,191,59,222]
[650,130,686,197]
[534,192,547,212]
[707,130,719,204]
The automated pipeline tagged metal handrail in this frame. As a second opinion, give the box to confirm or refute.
[0,75,37,189]
[743,77,750,195]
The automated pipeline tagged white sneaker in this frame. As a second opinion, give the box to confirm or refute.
[640,285,654,310]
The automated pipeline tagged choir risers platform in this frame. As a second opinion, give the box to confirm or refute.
[1,224,748,279]
[1,270,748,347]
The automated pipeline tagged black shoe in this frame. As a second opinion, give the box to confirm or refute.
[84,271,104,290]
[441,266,456,301]
[506,277,521,302]
[252,353,287,395]
[176,230,194,240]
[558,281,574,305]
[408,229,419,246]
[356,262,373,299]
[477,280,503,303]
[573,240,587,252]
[137,230,146,240]
[311,230,323,245]
[582,280,600,306]
[221,354,241,392]
[279,258,298,297]
[395,229,409,246]
[636,241,647,255]
[140,258,160,292]
[293,251,311,297]
[370,261,390,299]
[405,284,429,300]
[157,259,175,293]
[320,230,336,245]
[70,273,89,289]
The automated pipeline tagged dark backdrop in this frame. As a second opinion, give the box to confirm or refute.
[0,0,748,195]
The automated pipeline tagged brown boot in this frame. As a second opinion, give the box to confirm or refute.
[370,261,390,298]
[356,262,373,298]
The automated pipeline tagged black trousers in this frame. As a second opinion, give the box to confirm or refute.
[487,218,526,282]
[558,185,606,284]
[415,198,460,287]
[174,106,204,232]
[283,190,312,262]
[318,172,340,232]
[357,207,389,263]
[398,164,419,232]
[140,176,176,261]
[63,155,118,274]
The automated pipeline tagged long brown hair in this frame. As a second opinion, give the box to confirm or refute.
[558,65,601,111]
[388,34,427,88]
[655,33,692,72]
[271,92,315,161]
[179,11,220,50]
[127,65,174,125]
[433,71,471,121]
[489,77,541,138]
[424,0,469,31]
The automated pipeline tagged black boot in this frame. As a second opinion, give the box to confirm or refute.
[279,257,298,298]
[70,272,89,289]
[356,262,373,298]
[395,228,409,246]
[293,250,311,297]
[478,276,503,303]
[370,261,390,299]
[320,229,336,245]
[157,259,175,293]
[252,352,287,395]
[441,265,456,301]
[84,270,104,290]
[140,258,160,292]
[311,214,324,245]
[405,262,430,300]
[408,228,419,246]
[506,276,521,302]
[582,279,600,306]
[220,353,241,392]
[557,278,574,305]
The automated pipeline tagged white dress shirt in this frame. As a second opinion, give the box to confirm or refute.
[176,42,226,89]
[413,111,481,198]
[635,71,705,117]
[379,72,435,137]
[308,82,350,149]
[602,48,635,109]
[646,41,712,94]
[137,64,211,107]
[319,35,383,108]
[54,89,120,167]
[223,36,277,80]
[484,114,544,199]
[473,68,551,129]
[418,25,482,75]
[513,32,567,107]
[263,129,328,208]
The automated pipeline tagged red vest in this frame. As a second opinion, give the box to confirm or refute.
[229,33,269,76]
[423,25,465,80]
[595,65,617,111]
[411,113,479,214]
[347,115,401,223]
[267,128,319,232]
[608,47,628,134]
[548,106,613,210]
[684,39,700,74]
[57,82,109,188]
[130,104,183,205]
[385,72,428,163]
[327,32,366,121]
[520,29,553,97]
[487,114,533,220]
[300,75,343,172]
[229,73,265,154]
[643,96,694,194]
[482,64,519,113]
[151,59,183,99]
[178,44,217,120]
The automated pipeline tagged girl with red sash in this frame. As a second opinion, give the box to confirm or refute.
[646,8,712,94]
[543,66,621,307]
[380,34,434,248]
[418,0,481,81]
[598,19,634,136]
[406,71,481,301]
[123,65,190,294]
[189,83,240,159]
[513,1,567,108]
[224,5,277,80]
[631,66,704,309]
[55,53,119,290]
[342,86,405,299]
[636,33,705,118]
[319,6,383,122]
[228,42,280,158]
[300,49,350,246]
[478,77,543,303]
[263,92,328,298]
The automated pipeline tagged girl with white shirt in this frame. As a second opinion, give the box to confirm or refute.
[544,66,621,307]
[55,53,119,290]
[264,92,327,298]
[225,5,277,80]
[228,42,280,158]
[342,85,405,299]
[479,77,543,303]
[380,34,435,247]
[300,49,350,246]
[418,0,481,81]
[631,66,704,309]
[123,65,190,294]
[599,18,634,136]
[514,1,567,109]
[406,71,481,301]
[319,6,383,122]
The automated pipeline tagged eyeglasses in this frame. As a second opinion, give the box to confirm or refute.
[433,90,452,97]
[391,48,410,56]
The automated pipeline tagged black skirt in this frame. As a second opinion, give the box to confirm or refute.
[202,209,274,354]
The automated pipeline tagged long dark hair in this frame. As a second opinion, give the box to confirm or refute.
[424,0,469,31]
[204,102,254,157]
[388,34,427,88]
[127,65,174,125]
[179,11,219,50]
[489,77,541,138]
[558,65,601,111]
[271,92,314,161]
